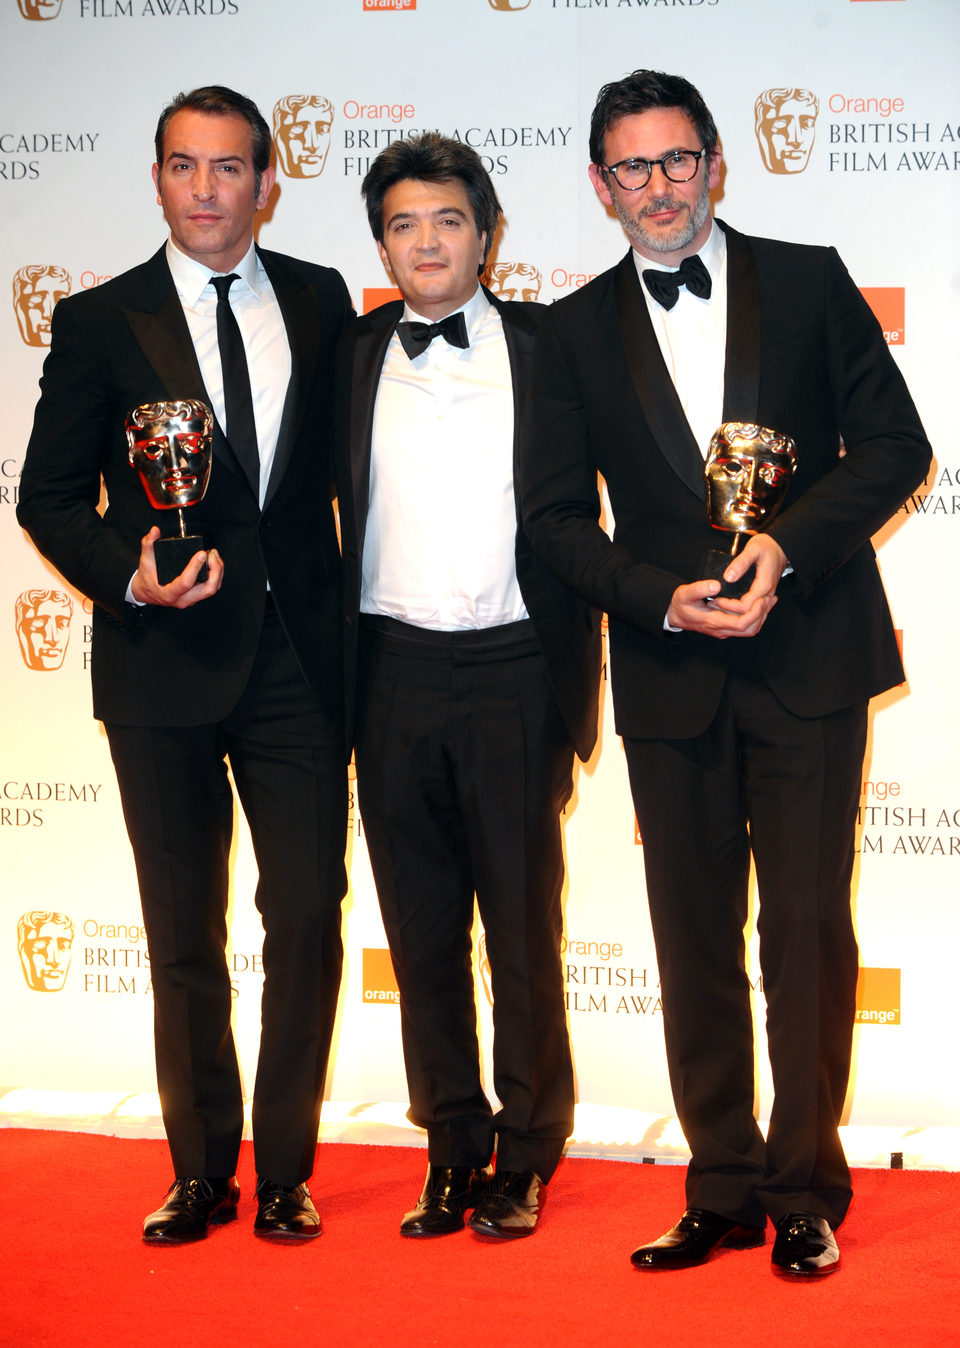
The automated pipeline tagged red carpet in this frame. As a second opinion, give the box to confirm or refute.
[1,1131,957,1347]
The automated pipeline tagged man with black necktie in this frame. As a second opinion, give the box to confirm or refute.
[520,70,930,1277]
[335,134,601,1240]
[18,86,352,1244]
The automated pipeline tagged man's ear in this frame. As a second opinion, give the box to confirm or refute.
[256,165,276,210]
[707,143,723,192]
[588,162,615,208]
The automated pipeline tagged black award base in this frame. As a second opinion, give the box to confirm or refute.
[698,548,755,600]
[154,534,208,587]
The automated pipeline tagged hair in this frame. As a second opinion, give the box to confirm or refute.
[125,399,213,434]
[273,93,334,126]
[13,263,70,298]
[754,87,819,133]
[18,911,75,944]
[154,85,272,187]
[589,69,719,167]
[361,132,502,268]
[15,588,73,625]
[487,261,542,291]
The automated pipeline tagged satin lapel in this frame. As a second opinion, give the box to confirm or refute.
[122,253,246,492]
[719,222,761,425]
[122,289,206,403]
[262,253,319,509]
[350,303,402,563]
[487,287,536,510]
[614,251,705,501]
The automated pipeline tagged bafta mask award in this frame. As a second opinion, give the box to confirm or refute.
[125,399,213,586]
[700,422,797,599]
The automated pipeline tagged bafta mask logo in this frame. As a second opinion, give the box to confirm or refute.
[488,0,532,9]
[18,911,74,992]
[13,264,71,347]
[699,422,796,599]
[486,261,542,302]
[126,399,213,585]
[755,89,819,175]
[15,588,73,670]
[125,399,213,511]
[273,95,334,179]
[705,423,797,536]
[17,0,63,17]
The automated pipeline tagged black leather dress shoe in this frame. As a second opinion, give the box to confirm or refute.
[630,1208,766,1269]
[468,1169,543,1239]
[771,1212,840,1277]
[400,1164,490,1237]
[142,1176,239,1244]
[253,1180,321,1240]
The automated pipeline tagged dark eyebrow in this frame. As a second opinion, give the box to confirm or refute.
[385,205,469,229]
[624,146,689,161]
[167,152,247,166]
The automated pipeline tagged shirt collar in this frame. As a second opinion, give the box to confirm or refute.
[402,284,490,343]
[631,216,725,281]
[166,236,262,306]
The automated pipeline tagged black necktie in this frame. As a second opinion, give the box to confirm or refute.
[396,310,470,360]
[212,273,259,495]
[642,254,712,311]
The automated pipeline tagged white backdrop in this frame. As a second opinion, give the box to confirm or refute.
[2,0,958,1162]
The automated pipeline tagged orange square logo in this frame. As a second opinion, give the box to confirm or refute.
[855,967,900,1025]
[860,287,905,344]
[363,286,403,314]
[362,947,399,1004]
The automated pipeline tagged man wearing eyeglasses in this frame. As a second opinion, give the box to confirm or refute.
[521,69,929,1279]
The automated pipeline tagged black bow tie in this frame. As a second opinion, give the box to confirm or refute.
[642,254,712,311]
[396,311,470,360]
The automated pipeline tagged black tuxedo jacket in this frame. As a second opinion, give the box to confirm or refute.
[334,288,601,762]
[19,244,352,731]
[521,222,931,740]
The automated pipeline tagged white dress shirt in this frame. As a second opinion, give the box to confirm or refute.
[633,218,727,459]
[126,239,291,602]
[361,285,527,631]
[634,221,790,627]
[166,237,291,506]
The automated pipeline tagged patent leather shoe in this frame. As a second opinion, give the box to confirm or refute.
[468,1169,543,1239]
[254,1179,322,1240]
[771,1212,840,1277]
[142,1176,239,1244]
[400,1164,490,1236]
[631,1208,765,1269]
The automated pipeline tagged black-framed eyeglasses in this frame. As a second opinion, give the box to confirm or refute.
[602,149,706,191]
